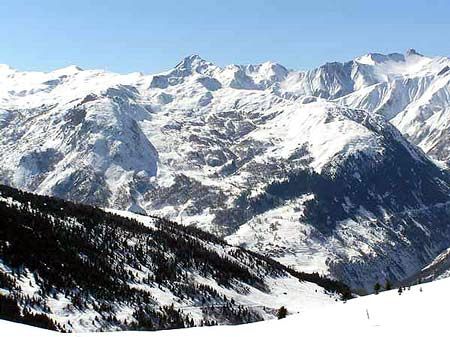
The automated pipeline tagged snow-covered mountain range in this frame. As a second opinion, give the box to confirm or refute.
[1,50,450,290]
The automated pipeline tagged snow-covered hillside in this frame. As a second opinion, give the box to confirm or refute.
[1,273,448,336]
[0,184,348,332]
[2,50,450,289]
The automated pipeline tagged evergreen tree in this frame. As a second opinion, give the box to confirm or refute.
[277,306,287,320]
[374,282,381,295]
[384,280,392,291]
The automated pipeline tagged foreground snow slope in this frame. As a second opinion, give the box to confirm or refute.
[0,184,348,332]
[2,276,448,336]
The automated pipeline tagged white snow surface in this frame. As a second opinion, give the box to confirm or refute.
[1,274,449,336]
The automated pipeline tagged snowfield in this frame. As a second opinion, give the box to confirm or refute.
[1,277,448,336]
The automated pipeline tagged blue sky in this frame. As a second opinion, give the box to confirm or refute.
[1,0,450,73]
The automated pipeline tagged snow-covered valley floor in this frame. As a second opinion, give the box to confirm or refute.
[2,277,448,336]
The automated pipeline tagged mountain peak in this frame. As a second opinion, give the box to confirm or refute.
[0,64,14,73]
[183,54,204,62]
[356,52,405,65]
[173,54,218,76]
[405,48,423,57]
[175,54,212,69]
[261,60,289,71]
[52,65,84,75]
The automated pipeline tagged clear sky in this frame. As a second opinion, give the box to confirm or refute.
[1,0,450,74]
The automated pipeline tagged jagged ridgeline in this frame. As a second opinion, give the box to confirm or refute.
[0,184,351,332]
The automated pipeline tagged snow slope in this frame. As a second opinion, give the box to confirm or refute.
[1,273,448,336]
[0,184,346,332]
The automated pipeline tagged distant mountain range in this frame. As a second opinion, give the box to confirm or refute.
[1,50,450,290]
